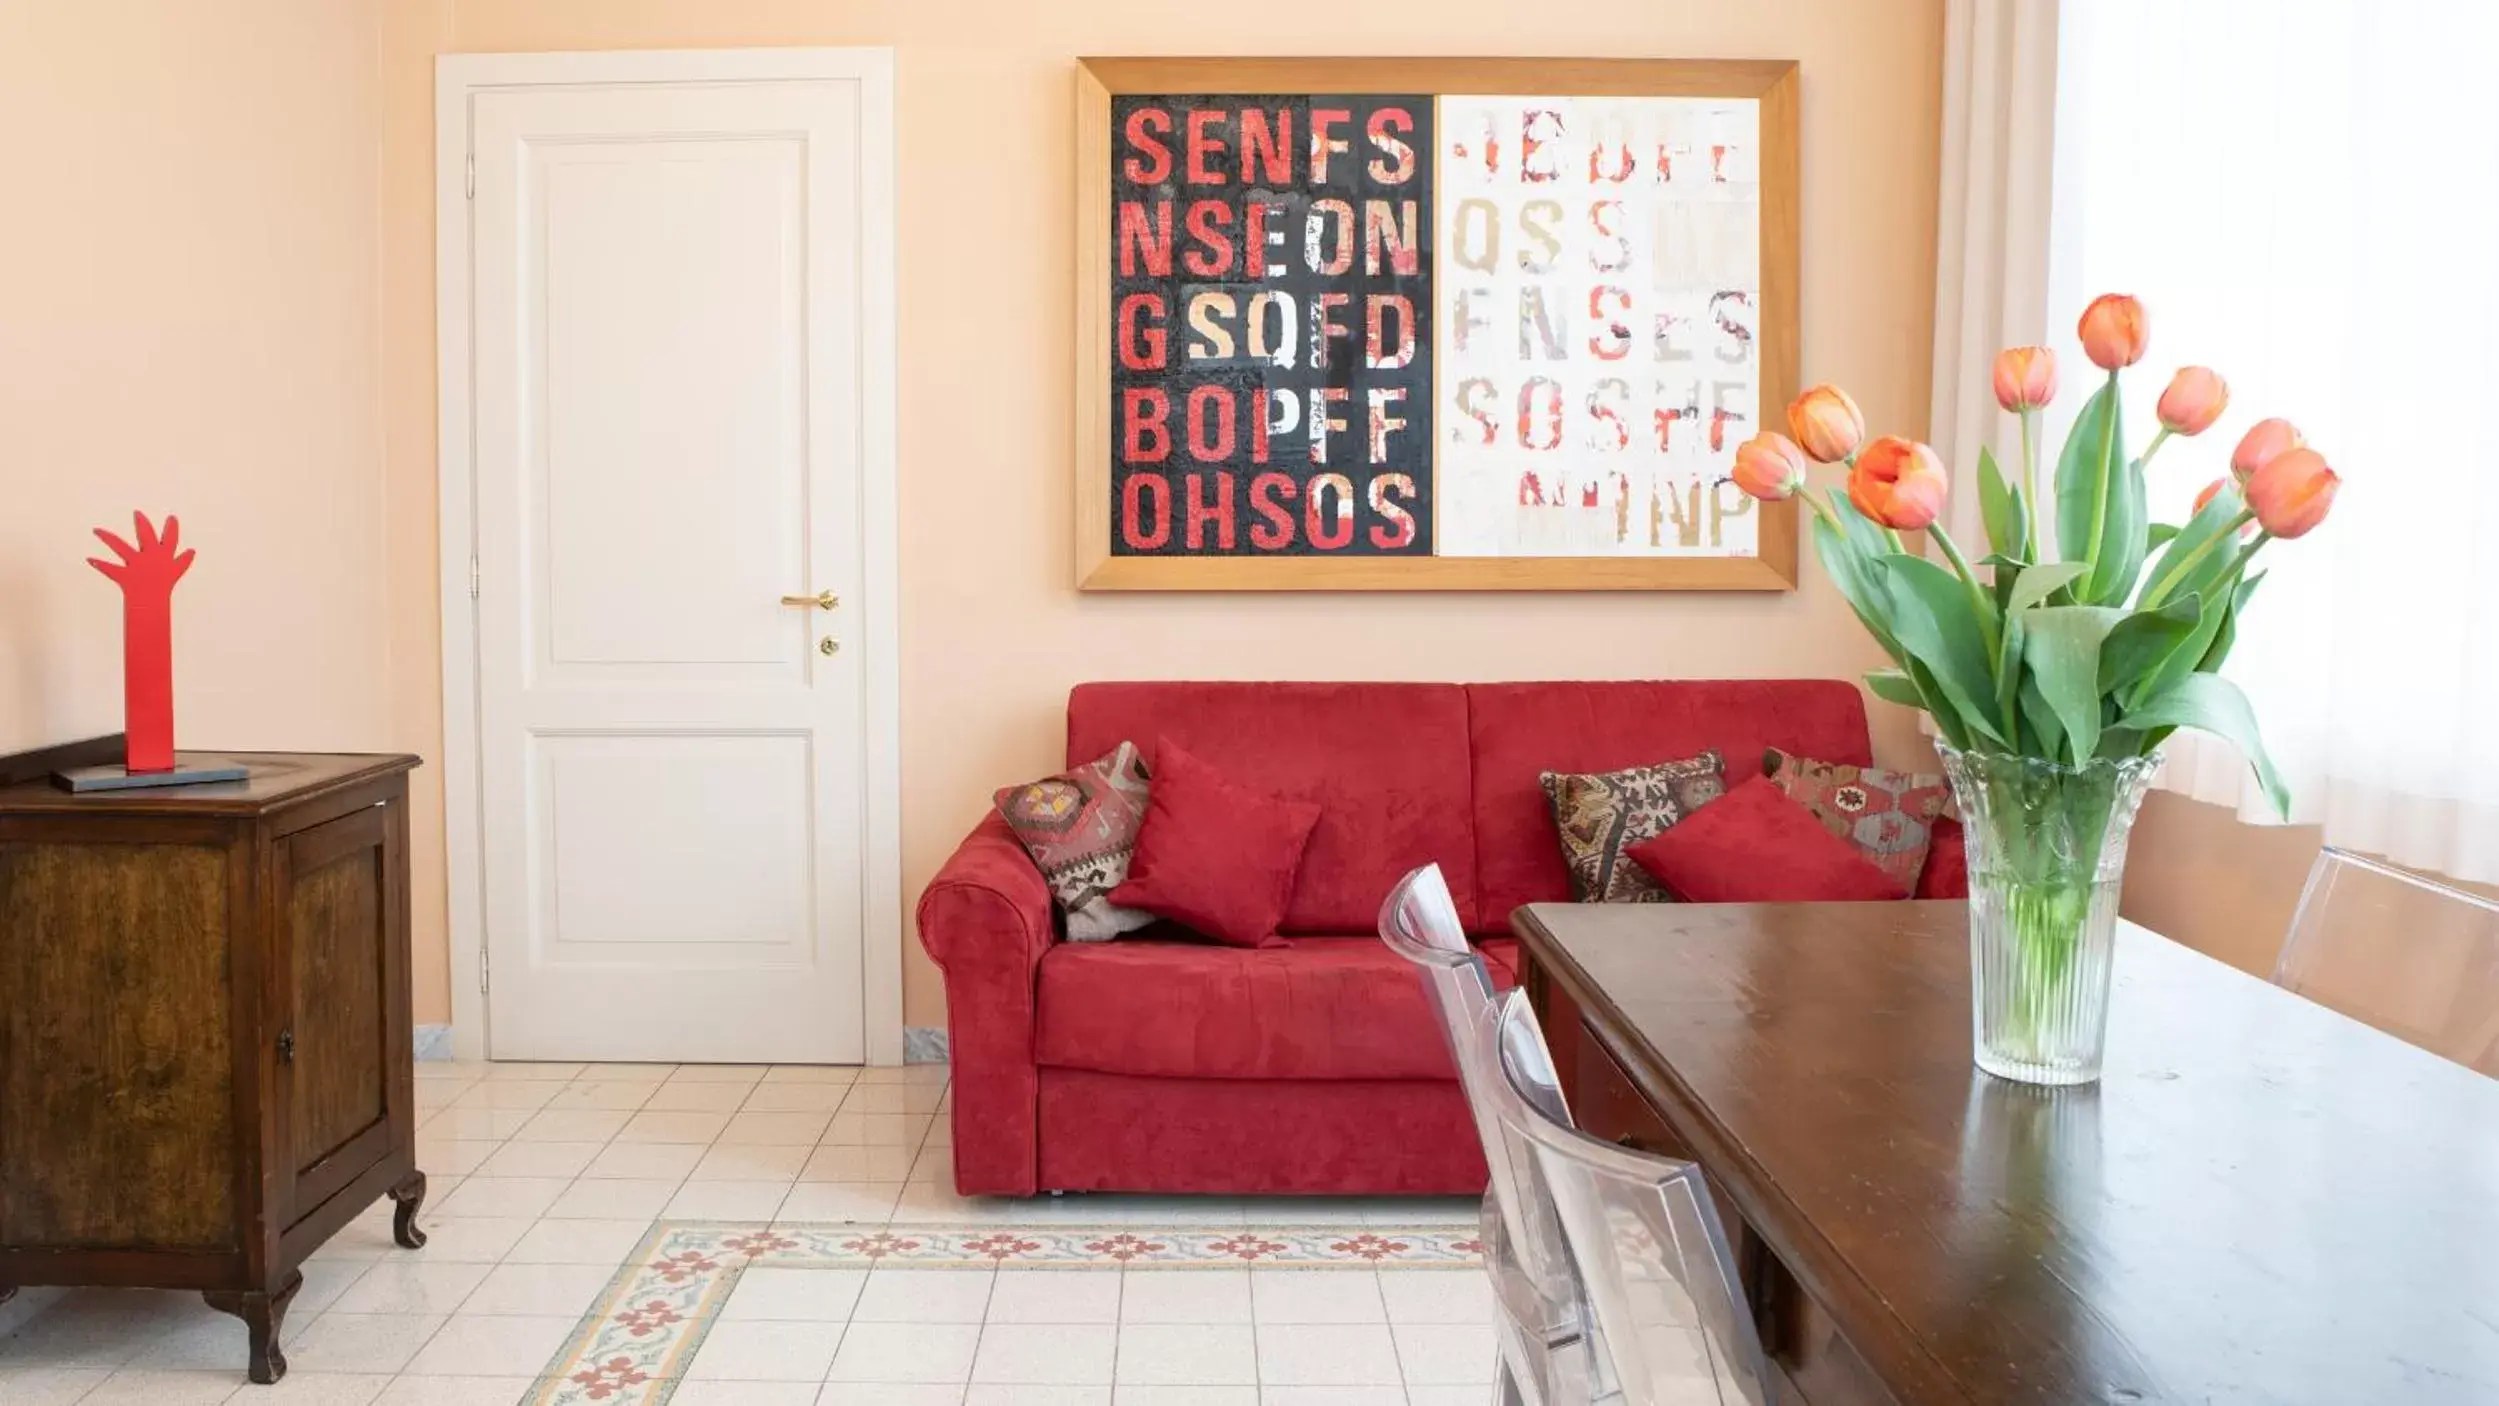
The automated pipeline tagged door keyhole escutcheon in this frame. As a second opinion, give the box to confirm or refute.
[820,637,839,656]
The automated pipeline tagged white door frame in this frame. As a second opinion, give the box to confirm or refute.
[435,47,903,1064]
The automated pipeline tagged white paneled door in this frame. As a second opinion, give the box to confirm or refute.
[442,52,898,1062]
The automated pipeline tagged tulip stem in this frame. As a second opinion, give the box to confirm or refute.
[2080,371,2120,589]
[2123,537,2267,711]
[1801,485,1844,533]
[2139,426,2174,471]
[2020,409,2042,559]
[2138,509,2256,610]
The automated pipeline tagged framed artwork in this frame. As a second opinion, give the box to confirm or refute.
[1075,57,1800,592]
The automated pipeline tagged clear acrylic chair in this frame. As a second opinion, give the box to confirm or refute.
[1379,865,1598,1406]
[2275,846,2499,1076]
[1479,988,1771,1406]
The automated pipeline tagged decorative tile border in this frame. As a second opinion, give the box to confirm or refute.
[527,1220,1482,1405]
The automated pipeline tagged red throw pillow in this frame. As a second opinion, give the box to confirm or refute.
[1109,738,1322,948]
[1627,776,1909,903]
[1760,747,1956,895]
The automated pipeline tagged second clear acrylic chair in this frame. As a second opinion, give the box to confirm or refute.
[1479,987,1771,1406]
[2275,846,2499,1076]
[1379,864,1598,1405]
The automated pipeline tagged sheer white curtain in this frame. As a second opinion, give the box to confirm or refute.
[1929,0,2061,545]
[2048,0,2499,884]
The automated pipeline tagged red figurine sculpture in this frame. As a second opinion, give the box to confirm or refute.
[88,512,195,774]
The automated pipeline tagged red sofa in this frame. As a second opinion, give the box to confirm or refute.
[916,680,1966,1197]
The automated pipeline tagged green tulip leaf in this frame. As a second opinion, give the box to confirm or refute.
[2146,522,2183,552]
[2099,592,2203,698]
[2131,587,2232,708]
[1979,553,2034,613]
[2096,725,2153,761]
[2005,561,2090,617]
[2100,455,2152,604]
[2198,570,2265,674]
[1978,443,2028,559]
[2140,483,2252,613]
[1812,512,1905,662]
[1878,553,2009,747]
[1906,657,1973,750]
[2122,672,2292,818]
[2020,604,2125,764]
[2019,673,2067,761]
[2055,375,2146,606]
[1832,489,1902,558]
[1865,668,1929,711]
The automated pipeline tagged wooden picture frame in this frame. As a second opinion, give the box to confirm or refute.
[1076,56,1800,592]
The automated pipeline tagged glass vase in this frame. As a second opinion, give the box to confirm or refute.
[1936,743,2161,1086]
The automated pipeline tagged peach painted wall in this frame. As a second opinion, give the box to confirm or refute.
[0,0,2364,1047]
[0,5,400,877]
[379,0,1950,1033]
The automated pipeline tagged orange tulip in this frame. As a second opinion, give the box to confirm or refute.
[1786,384,1865,463]
[2230,416,2304,484]
[1992,347,2059,412]
[2157,366,2229,435]
[2244,447,2338,539]
[2078,293,2148,370]
[1732,432,1810,501]
[1848,436,1949,531]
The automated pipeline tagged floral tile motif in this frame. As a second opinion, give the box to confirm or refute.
[527,1220,1482,1404]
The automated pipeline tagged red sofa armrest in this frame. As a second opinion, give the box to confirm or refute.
[1916,819,1969,899]
[915,811,1056,1196]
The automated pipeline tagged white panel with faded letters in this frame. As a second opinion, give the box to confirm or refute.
[1434,95,1762,558]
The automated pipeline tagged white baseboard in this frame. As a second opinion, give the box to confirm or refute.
[414,1023,940,1066]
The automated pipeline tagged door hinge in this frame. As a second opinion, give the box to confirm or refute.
[468,555,480,599]
[464,151,475,200]
[478,944,491,995]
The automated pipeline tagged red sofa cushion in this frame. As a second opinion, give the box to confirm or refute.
[1466,681,1876,925]
[1034,935,1521,1082]
[1112,738,1321,947]
[1630,776,1910,902]
[1036,1068,1491,1195]
[1067,683,1478,932]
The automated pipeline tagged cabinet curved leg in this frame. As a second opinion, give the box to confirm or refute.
[389,1169,429,1250]
[205,1270,301,1385]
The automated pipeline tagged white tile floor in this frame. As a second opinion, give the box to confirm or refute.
[0,1061,1494,1405]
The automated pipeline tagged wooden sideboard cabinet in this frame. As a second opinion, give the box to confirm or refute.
[0,742,428,1384]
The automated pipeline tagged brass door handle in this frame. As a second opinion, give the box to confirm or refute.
[780,590,839,611]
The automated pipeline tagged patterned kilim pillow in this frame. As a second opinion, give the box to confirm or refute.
[993,741,1155,942]
[1540,751,1728,903]
[1761,748,1958,896]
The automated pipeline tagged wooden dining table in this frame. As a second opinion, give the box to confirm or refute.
[1512,899,2499,1406]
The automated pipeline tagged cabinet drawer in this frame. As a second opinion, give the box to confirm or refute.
[1571,1023,1694,1160]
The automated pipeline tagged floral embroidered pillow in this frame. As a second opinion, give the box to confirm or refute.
[993,741,1155,941]
[1760,748,1958,897]
[1540,751,1728,903]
